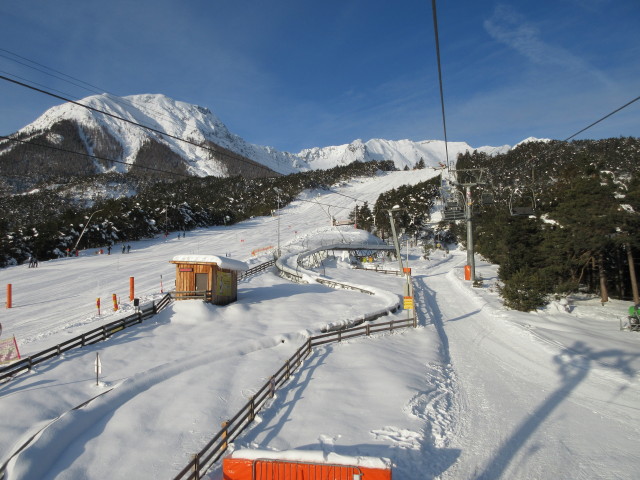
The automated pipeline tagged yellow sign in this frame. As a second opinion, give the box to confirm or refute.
[403,296,414,310]
[217,271,233,296]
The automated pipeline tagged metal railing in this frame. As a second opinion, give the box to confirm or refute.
[173,314,416,480]
[0,294,172,383]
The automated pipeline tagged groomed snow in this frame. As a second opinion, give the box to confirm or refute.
[0,168,638,480]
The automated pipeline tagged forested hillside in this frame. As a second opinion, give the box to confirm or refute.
[455,137,640,310]
[0,160,396,267]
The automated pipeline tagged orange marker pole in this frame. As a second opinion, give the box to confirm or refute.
[6,283,11,309]
[129,277,134,301]
[112,293,119,311]
[96,297,101,316]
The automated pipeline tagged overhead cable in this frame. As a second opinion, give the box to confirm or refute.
[431,0,450,171]
[564,95,640,142]
[0,74,277,176]
[0,135,192,178]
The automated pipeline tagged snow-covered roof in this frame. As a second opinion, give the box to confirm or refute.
[170,254,248,271]
[229,449,391,469]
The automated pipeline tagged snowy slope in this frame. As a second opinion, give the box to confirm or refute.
[2,168,637,480]
[8,93,516,178]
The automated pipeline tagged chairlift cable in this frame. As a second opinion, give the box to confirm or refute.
[0,135,192,178]
[564,95,640,142]
[431,0,450,172]
[0,74,278,177]
[0,49,214,141]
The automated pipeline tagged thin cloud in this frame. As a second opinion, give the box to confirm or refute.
[483,5,612,87]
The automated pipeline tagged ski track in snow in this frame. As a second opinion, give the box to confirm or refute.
[1,168,639,479]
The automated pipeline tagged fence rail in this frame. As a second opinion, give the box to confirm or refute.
[0,294,172,383]
[239,260,276,281]
[173,314,416,480]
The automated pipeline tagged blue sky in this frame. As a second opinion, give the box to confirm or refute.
[0,0,638,153]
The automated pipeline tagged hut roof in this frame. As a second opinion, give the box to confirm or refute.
[170,255,248,271]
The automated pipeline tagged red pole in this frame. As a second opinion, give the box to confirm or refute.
[112,293,119,311]
[96,297,101,316]
[6,283,11,309]
[129,277,134,301]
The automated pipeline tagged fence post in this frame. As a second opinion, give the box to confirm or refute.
[269,376,276,398]
[221,420,230,450]
[192,453,200,480]
[250,396,255,421]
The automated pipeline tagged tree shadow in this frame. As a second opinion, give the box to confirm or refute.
[473,341,640,480]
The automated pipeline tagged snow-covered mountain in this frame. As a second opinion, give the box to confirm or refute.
[298,138,510,171]
[2,93,513,181]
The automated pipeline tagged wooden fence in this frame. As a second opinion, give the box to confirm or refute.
[0,294,172,383]
[239,259,276,281]
[172,314,416,480]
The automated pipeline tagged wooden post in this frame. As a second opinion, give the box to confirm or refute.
[192,453,200,479]
[6,283,11,309]
[129,277,134,301]
[221,420,229,450]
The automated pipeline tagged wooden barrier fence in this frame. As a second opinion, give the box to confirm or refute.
[173,314,416,480]
[0,294,172,383]
[239,259,276,281]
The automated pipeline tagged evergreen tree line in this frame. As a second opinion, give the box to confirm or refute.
[0,160,395,267]
[454,137,640,311]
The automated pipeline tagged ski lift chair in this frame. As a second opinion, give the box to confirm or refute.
[509,189,536,216]
[481,193,494,205]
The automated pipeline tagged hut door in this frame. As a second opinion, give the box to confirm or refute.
[195,273,208,293]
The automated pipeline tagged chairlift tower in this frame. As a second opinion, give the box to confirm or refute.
[450,169,488,283]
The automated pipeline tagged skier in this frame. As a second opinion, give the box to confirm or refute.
[107,245,111,255]
[127,244,131,253]
[122,245,126,254]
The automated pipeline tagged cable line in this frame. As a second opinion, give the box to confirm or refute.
[564,95,640,142]
[0,48,198,134]
[0,74,277,176]
[431,0,450,171]
[0,135,192,178]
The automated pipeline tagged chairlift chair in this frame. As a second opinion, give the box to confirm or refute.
[481,193,494,205]
[509,189,536,216]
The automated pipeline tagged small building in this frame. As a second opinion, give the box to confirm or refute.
[170,254,248,305]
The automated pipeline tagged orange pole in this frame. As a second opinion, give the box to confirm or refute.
[464,265,471,281]
[96,297,101,315]
[129,276,134,301]
[6,283,11,309]
[112,293,119,311]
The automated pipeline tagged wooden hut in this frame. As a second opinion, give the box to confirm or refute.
[170,254,248,305]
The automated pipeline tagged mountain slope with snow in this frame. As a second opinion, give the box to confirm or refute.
[3,93,517,183]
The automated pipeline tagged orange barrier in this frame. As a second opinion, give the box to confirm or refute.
[252,246,275,256]
[223,454,392,480]
[96,297,101,316]
[129,277,135,301]
[464,265,471,281]
[6,283,11,309]
[112,294,119,311]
